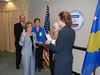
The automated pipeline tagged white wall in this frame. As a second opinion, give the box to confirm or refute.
[28,0,100,74]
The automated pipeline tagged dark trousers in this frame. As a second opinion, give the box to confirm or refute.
[49,50,55,75]
[35,47,43,70]
[16,45,22,68]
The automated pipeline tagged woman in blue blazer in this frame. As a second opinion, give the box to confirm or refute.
[19,22,37,75]
[45,11,75,75]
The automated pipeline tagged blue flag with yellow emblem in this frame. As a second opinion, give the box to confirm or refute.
[82,0,100,75]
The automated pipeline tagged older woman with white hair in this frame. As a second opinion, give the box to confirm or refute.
[52,22,60,40]
[49,22,60,75]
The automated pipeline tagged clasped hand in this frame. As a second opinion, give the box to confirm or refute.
[45,40,51,45]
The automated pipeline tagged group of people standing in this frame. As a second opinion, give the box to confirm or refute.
[14,16,45,75]
[14,11,75,75]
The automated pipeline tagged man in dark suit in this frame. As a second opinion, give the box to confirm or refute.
[14,15,25,69]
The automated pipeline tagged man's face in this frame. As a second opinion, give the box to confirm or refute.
[20,16,25,23]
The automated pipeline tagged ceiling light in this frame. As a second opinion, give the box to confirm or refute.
[5,0,10,2]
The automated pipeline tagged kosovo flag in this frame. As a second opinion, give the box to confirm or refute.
[82,0,100,75]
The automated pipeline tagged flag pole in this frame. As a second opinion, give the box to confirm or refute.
[44,0,50,67]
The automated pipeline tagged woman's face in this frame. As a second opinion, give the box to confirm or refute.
[35,20,40,27]
[58,16,63,28]
[26,24,33,32]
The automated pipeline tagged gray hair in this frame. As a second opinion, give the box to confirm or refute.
[53,22,60,30]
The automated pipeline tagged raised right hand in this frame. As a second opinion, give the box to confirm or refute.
[23,29,26,37]
[22,29,26,41]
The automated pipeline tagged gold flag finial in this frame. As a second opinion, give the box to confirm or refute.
[46,0,50,7]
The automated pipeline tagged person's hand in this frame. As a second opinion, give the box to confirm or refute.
[23,29,26,37]
[36,41,43,45]
[22,29,26,41]
[36,46,39,48]
[45,40,51,45]
[38,41,43,44]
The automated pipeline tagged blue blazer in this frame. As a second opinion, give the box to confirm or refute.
[19,32,37,56]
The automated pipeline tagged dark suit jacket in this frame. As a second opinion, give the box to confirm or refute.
[14,23,23,46]
[49,25,75,75]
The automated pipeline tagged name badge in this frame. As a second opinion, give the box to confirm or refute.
[39,32,42,36]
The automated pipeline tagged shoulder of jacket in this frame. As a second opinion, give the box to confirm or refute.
[40,26,44,29]
[40,27,45,31]
[14,23,21,26]
[16,22,20,24]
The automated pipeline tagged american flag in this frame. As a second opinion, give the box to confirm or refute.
[44,2,50,66]
[44,4,50,34]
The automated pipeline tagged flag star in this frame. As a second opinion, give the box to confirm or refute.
[94,16,97,21]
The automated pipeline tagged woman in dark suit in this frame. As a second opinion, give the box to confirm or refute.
[45,11,75,75]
